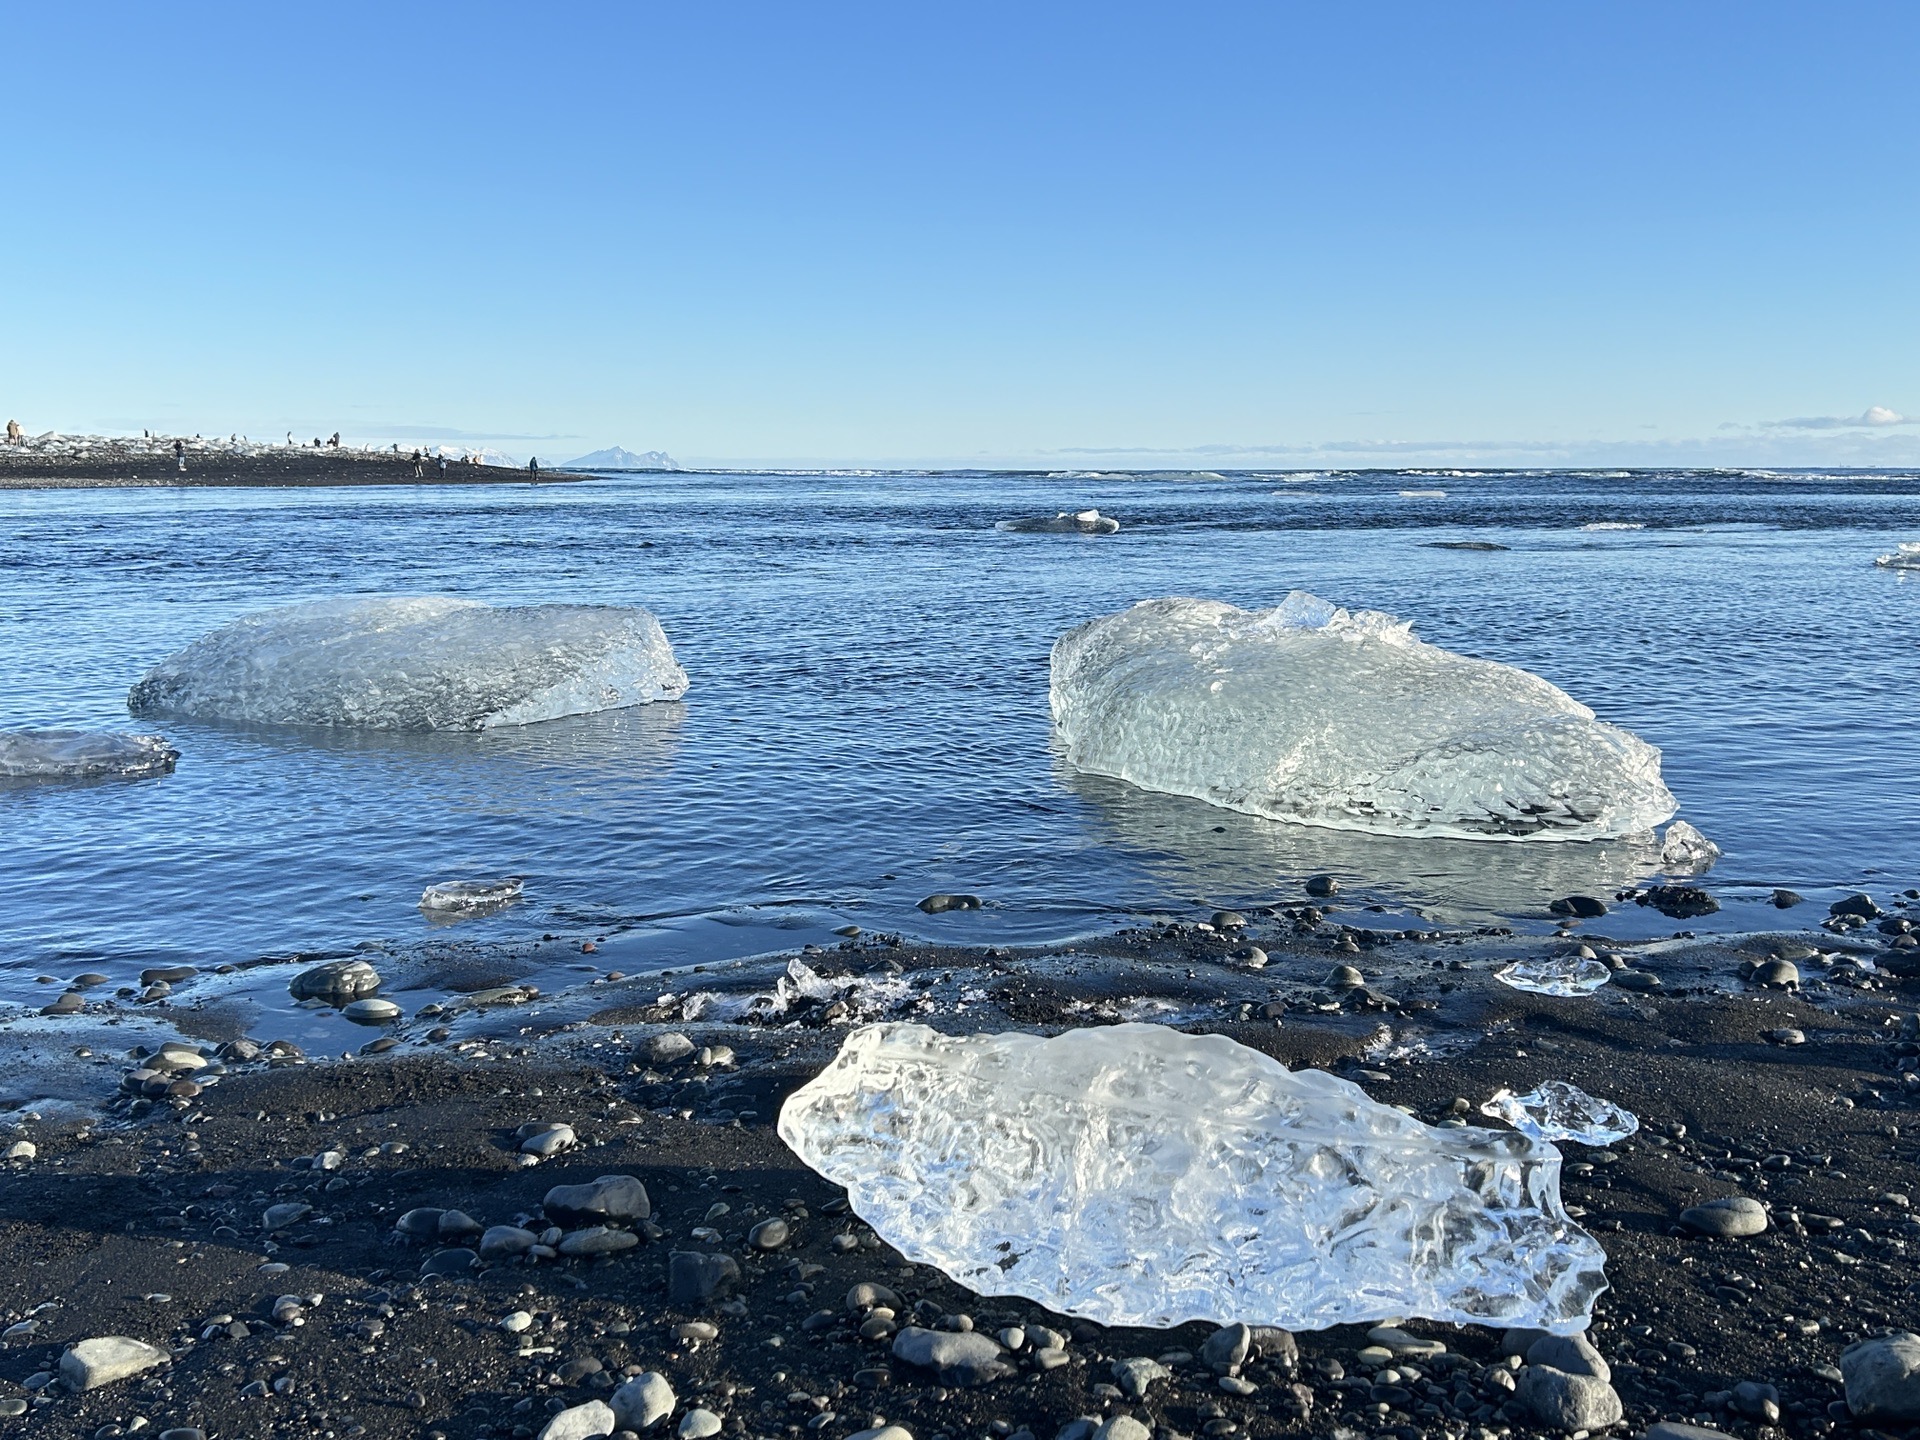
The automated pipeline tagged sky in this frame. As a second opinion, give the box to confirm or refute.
[1,2,1916,469]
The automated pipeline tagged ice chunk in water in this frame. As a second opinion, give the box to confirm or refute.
[1480,1082,1640,1146]
[0,730,179,780]
[779,1023,1607,1333]
[1001,509,1121,534]
[128,596,688,730]
[1050,594,1675,840]
[1874,542,1920,570]
[420,877,525,912]
[1494,956,1613,996]
[1659,820,1720,874]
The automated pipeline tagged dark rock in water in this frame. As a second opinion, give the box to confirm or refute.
[1771,888,1804,908]
[1324,964,1365,989]
[1210,910,1247,931]
[1680,1195,1768,1237]
[140,965,197,986]
[1830,893,1882,919]
[288,958,380,1003]
[1304,874,1339,898]
[668,1250,740,1304]
[1878,915,1914,935]
[419,1248,478,1278]
[41,992,83,1016]
[890,1326,1013,1386]
[1516,1365,1623,1429]
[1424,540,1510,551]
[1637,884,1719,918]
[918,893,982,914]
[1841,1331,1920,1420]
[544,1174,650,1225]
[1549,895,1608,919]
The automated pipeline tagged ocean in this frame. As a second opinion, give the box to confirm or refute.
[3,467,1917,1019]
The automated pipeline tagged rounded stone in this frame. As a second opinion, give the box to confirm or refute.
[342,997,402,1023]
[747,1217,790,1251]
[1680,1195,1769,1238]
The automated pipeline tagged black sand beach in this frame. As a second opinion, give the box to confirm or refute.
[2,921,1916,1440]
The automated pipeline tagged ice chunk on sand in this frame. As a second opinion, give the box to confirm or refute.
[1481,1082,1639,1146]
[1050,593,1675,840]
[420,878,525,912]
[1659,820,1720,874]
[1001,509,1120,534]
[1494,955,1613,996]
[128,596,688,730]
[0,730,179,780]
[779,1023,1607,1333]
[1874,542,1920,570]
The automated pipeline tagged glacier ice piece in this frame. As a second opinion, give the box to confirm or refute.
[1050,594,1675,841]
[421,878,525,912]
[1002,509,1120,535]
[1659,820,1720,874]
[779,1022,1607,1333]
[1494,956,1613,997]
[127,596,688,731]
[1480,1082,1639,1146]
[0,730,179,780]
[1875,542,1920,570]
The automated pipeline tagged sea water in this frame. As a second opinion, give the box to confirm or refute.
[2,467,1917,1008]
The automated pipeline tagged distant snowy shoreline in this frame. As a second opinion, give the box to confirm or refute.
[0,431,582,489]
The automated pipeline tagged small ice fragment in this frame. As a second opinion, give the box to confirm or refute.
[1580,521,1645,531]
[779,1022,1607,1333]
[1659,820,1721,874]
[1480,1082,1640,1146]
[1051,593,1676,841]
[421,878,525,912]
[1873,541,1920,570]
[128,596,688,730]
[0,730,179,780]
[1494,956,1613,997]
[1398,488,1447,498]
[1001,510,1120,535]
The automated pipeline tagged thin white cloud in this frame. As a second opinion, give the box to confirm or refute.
[1761,406,1911,431]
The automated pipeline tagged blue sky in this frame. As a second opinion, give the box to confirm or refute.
[2,2,1915,468]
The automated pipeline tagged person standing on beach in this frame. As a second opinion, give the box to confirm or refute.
[437,453,448,478]
[411,448,424,479]
[5,419,21,445]
[528,456,540,477]
[174,438,186,473]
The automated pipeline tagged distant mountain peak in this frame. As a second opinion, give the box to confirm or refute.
[562,446,681,471]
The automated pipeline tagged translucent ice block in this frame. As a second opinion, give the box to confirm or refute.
[0,729,179,780]
[1480,1082,1640,1146]
[128,596,688,730]
[1049,594,1675,840]
[1494,956,1613,997]
[779,1023,1607,1333]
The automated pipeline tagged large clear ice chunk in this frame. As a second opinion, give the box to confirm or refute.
[1480,1082,1640,1146]
[1049,594,1675,840]
[1659,820,1720,874]
[779,1023,1607,1333]
[1494,956,1613,996]
[128,596,688,731]
[0,730,179,780]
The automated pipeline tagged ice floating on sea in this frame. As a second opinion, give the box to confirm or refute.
[1050,592,1676,840]
[420,878,525,912]
[1580,522,1645,531]
[1001,509,1120,535]
[779,1023,1607,1333]
[1480,1082,1640,1146]
[1659,820,1720,874]
[1875,542,1920,570]
[127,596,688,730]
[0,730,179,780]
[1494,956,1613,997]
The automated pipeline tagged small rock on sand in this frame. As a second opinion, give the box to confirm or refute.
[59,1336,168,1390]
[612,1370,677,1429]
[537,1399,617,1440]
[679,1410,722,1439]
[544,1173,650,1224]
[891,1326,1013,1385]
[1646,1425,1738,1440]
[1526,1332,1609,1380]
[667,1251,740,1304]
[1681,1196,1769,1237]
[1841,1331,1920,1420]
[288,958,380,1002]
[1516,1364,1623,1430]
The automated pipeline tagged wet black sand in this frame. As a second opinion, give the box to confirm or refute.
[1,925,1917,1440]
